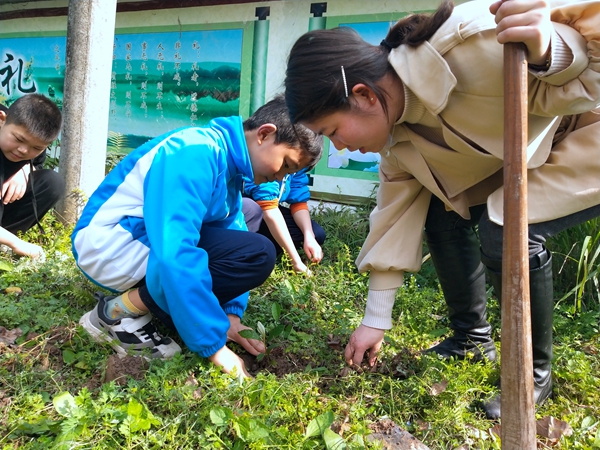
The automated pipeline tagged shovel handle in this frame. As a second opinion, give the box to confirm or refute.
[500,41,536,449]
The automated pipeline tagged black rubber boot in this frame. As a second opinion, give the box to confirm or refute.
[480,248,554,419]
[423,228,497,362]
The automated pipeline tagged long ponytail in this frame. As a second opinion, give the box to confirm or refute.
[382,0,454,50]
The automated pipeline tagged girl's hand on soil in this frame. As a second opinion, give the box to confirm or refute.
[344,324,385,367]
[490,0,552,66]
[226,314,266,356]
[208,345,251,380]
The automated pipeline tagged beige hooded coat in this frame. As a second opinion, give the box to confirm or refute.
[358,0,600,292]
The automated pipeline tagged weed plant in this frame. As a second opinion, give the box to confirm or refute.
[0,208,598,449]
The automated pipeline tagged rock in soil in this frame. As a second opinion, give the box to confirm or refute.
[368,419,430,450]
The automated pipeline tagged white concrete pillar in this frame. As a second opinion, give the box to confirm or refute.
[57,0,117,224]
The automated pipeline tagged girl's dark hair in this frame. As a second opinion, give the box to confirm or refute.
[285,0,453,124]
[5,93,62,142]
[244,95,323,170]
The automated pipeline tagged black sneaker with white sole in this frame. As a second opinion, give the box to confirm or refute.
[79,292,181,359]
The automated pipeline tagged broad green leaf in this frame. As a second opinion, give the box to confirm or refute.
[52,392,78,418]
[62,349,76,365]
[238,329,261,340]
[268,324,285,340]
[283,324,293,338]
[593,427,600,448]
[0,260,13,271]
[305,411,334,438]
[210,406,233,426]
[237,417,270,442]
[323,428,347,450]
[271,302,282,321]
[233,440,246,450]
[126,398,159,432]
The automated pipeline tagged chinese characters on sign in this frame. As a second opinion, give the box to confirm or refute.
[0,53,37,96]
[109,29,242,137]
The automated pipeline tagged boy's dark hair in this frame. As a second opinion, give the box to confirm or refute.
[244,95,323,170]
[285,0,453,124]
[5,94,62,143]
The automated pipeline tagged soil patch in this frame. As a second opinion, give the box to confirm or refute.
[103,354,149,386]
[240,345,315,377]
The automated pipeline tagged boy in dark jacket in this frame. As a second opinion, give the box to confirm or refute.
[0,94,64,259]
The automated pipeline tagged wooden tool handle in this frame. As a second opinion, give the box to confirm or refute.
[501,42,536,449]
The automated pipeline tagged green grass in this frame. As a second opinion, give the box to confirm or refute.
[0,209,599,449]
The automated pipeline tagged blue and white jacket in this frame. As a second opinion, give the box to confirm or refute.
[72,116,252,357]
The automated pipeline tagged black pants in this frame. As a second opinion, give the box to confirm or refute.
[424,195,600,260]
[137,226,276,329]
[242,197,326,256]
[0,169,65,233]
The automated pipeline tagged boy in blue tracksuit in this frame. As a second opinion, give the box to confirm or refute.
[72,96,322,378]
[242,169,326,274]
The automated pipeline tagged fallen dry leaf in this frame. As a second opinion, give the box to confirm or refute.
[339,367,351,377]
[4,286,22,294]
[416,419,430,432]
[430,379,449,396]
[489,424,502,438]
[537,416,573,440]
[0,326,23,345]
[326,334,343,351]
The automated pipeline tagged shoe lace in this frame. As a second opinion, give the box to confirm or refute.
[137,322,171,346]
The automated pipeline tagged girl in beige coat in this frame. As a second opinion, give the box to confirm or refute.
[284,0,600,419]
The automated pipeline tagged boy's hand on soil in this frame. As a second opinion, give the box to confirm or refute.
[208,345,251,380]
[11,239,45,259]
[227,314,266,356]
[303,237,323,263]
[292,260,312,276]
[345,324,385,367]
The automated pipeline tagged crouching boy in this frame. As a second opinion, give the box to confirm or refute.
[72,96,322,377]
[0,95,64,259]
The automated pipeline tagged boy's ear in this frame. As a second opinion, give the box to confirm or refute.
[0,110,7,124]
[256,123,277,144]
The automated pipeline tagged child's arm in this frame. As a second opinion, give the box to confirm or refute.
[2,166,29,205]
[0,225,44,258]
[291,208,323,264]
[1,167,44,258]
[262,207,309,273]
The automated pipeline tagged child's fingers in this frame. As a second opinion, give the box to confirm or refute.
[228,328,265,356]
[239,335,265,355]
